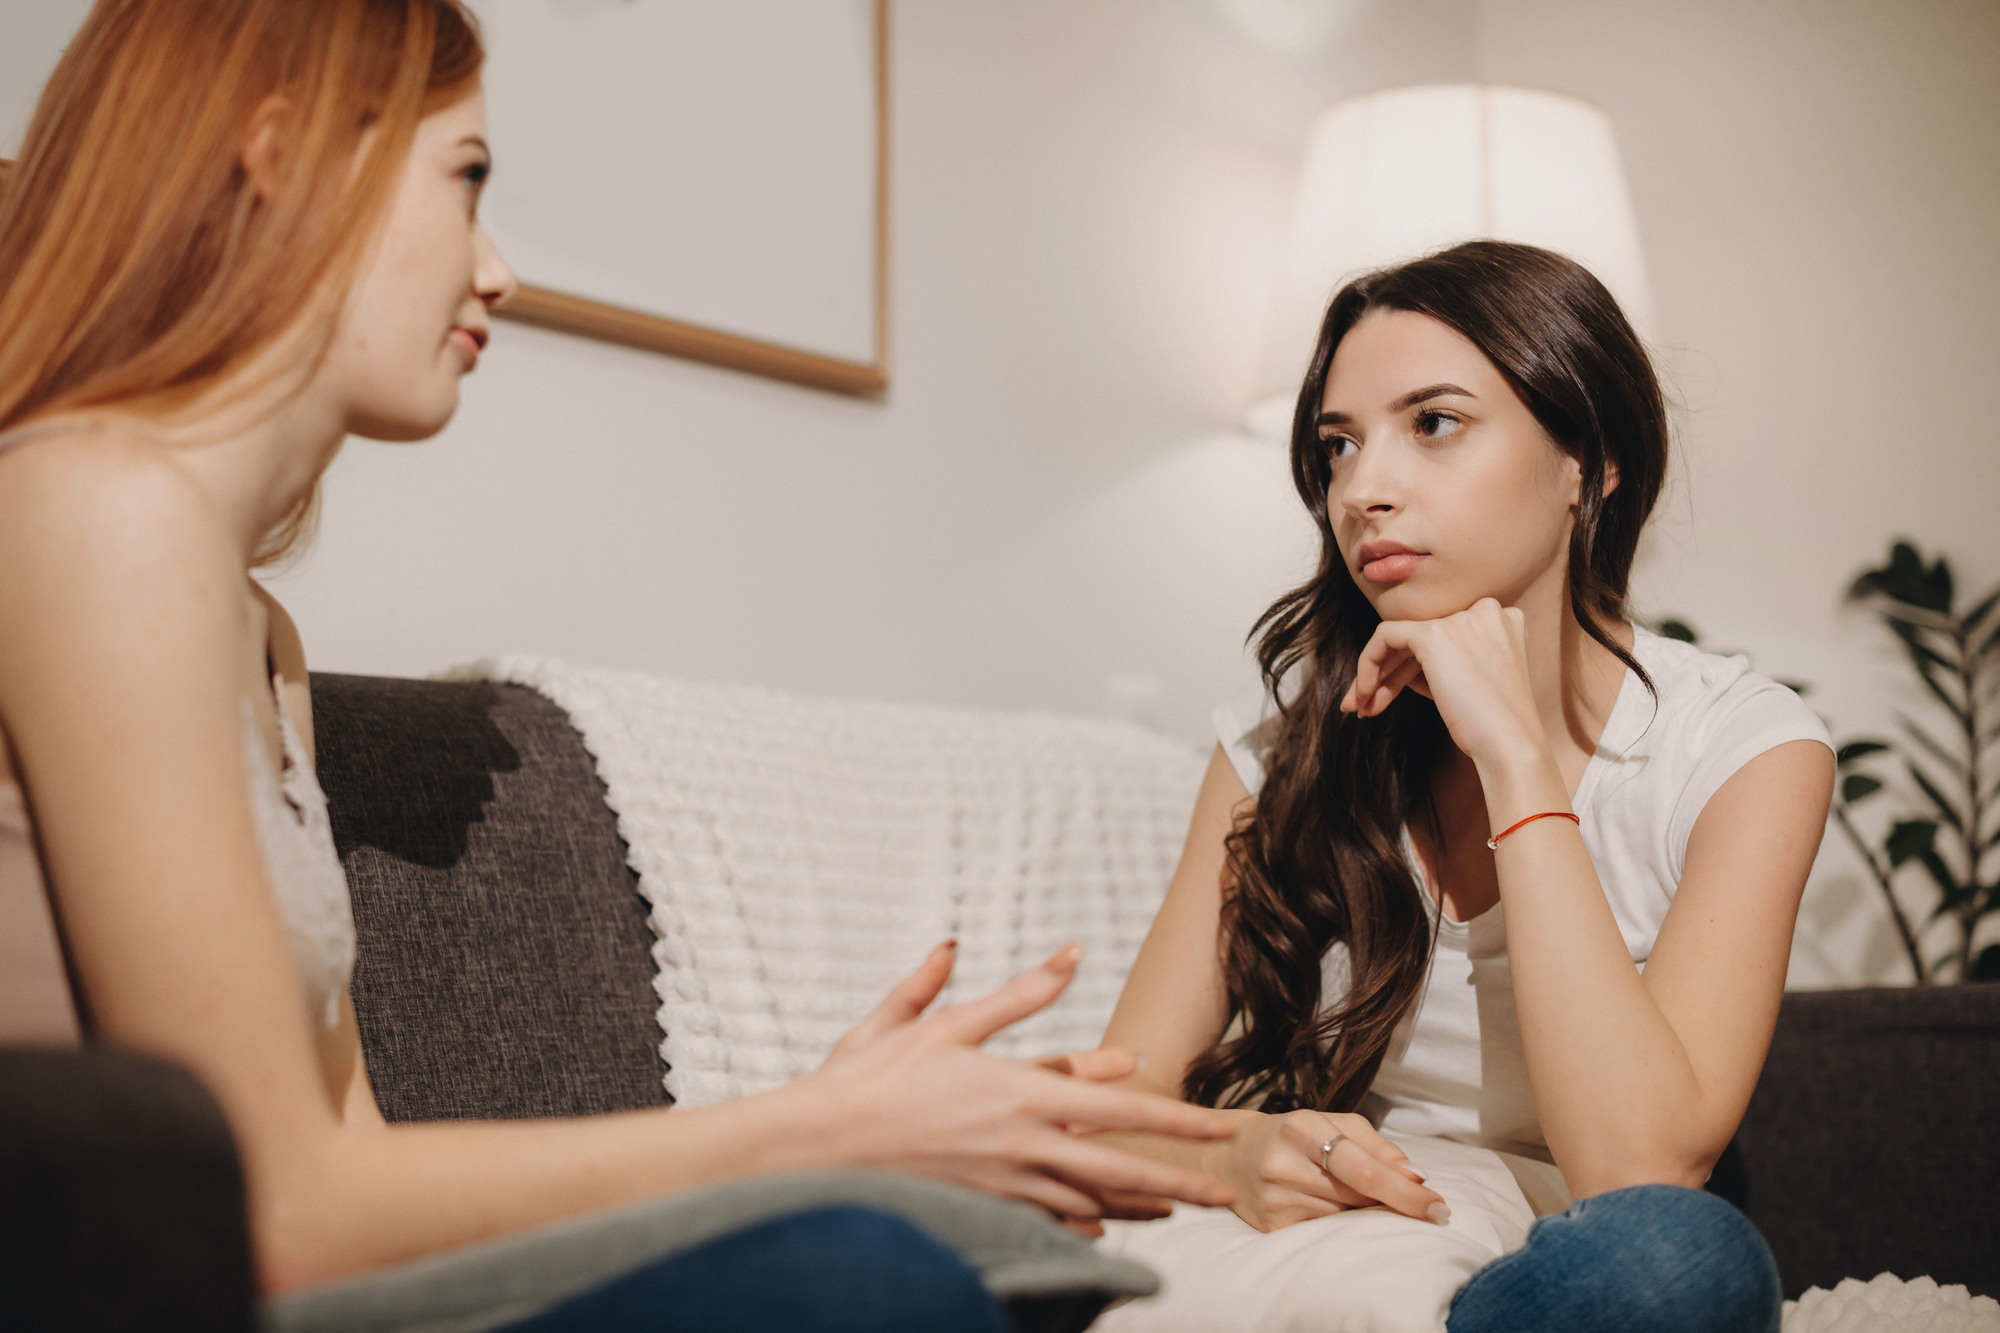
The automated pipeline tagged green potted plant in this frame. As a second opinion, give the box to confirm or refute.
[1829,542,1999,983]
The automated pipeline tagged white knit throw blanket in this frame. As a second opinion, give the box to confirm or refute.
[455,657,1207,1108]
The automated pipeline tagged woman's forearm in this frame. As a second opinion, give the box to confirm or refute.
[1476,750,1717,1195]
[257,1081,840,1292]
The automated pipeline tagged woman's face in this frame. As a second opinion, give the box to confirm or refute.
[1317,309,1586,623]
[331,89,517,441]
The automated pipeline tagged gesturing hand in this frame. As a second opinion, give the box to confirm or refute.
[1218,1108,1447,1234]
[1340,597,1547,769]
[809,941,1237,1230]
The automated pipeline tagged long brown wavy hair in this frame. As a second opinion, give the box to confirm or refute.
[0,0,483,565]
[1183,241,1667,1114]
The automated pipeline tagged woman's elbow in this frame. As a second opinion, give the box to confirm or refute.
[1565,1139,1724,1198]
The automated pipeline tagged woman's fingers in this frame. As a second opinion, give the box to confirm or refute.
[832,940,957,1054]
[1036,1046,1139,1082]
[1026,1074,1234,1147]
[1283,1116,1444,1221]
[1089,1186,1177,1222]
[1022,1131,1234,1210]
[957,1162,1107,1221]
[1344,621,1422,715]
[930,943,1082,1046]
[1361,654,1428,717]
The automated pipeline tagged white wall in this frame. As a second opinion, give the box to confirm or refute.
[6,1,1995,986]
[259,0,1484,746]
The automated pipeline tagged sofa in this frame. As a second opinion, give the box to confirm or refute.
[5,671,1997,1325]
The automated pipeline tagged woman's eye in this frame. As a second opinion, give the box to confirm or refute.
[460,161,490,191]
[1415,410,1461,439]
[1320,432,1358,460]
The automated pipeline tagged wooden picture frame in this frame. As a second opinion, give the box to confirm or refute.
[481,0,891,400]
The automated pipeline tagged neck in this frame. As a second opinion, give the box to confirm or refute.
[99,327,348,567]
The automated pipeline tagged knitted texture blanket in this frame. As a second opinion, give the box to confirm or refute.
[455,658,1207,1108]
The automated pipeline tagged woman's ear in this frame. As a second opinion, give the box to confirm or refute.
[1563,451,1620,507]
[238,95,293,200]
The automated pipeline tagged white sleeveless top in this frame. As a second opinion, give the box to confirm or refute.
[1215,626,1832,1164]
[0,421,355,1036]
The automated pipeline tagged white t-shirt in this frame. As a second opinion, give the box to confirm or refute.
[1213,625,1831,1166]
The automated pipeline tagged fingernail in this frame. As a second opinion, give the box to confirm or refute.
[1427,1202,1451,1225]
[1399,1164,1427,1182]
[942,939,958,950]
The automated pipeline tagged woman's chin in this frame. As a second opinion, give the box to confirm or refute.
[348,395,459,443]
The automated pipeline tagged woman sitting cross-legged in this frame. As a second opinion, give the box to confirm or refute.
[1088,241,1833,1332]
[0,3,1239,1329]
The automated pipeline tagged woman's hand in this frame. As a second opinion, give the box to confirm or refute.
[1215,1107,1447,1233]
[808,942,1238,1230]
[1341,597,1547,771]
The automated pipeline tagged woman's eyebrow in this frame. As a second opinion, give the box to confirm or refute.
[1317,382,1476,426]
[457,134,491,157]
[1389,382,1475,411]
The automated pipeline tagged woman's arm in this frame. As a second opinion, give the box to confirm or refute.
[1096,747,1445,1232]
[0,441,1234,1292]
[1487,738,1831,1195]
[1346,599,1835,1196]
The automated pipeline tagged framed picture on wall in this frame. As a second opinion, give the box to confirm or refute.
[472,0,889,397]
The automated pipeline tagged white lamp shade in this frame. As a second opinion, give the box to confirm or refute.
[1245,84,1652,438]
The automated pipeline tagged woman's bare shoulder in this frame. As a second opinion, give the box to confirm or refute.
[0,425,250,717]
[0,425,237,595]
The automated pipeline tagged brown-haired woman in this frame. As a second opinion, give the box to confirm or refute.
[0,2,1240,1328]
[1091,242,1833,1332]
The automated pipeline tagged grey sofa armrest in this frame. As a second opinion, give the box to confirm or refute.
[1733,984,2000,1298]
[312,673,668,1121]
[0,1046,258,1331]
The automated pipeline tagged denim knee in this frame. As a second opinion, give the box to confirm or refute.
[1448,1184,1781,1333]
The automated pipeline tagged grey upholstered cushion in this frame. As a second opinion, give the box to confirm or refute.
[312,674,668,1121]
[1735,984,1999,1298]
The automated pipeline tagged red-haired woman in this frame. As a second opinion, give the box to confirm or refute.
[0,3,1234,1328]
[1091,243,1833,1332]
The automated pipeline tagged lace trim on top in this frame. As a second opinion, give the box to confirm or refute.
[243,677,356,1029]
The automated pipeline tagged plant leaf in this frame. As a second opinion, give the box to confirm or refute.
[1930,553,1956,611]
[1886,820,1938,867]
[1981,614,2000,662]
[1920,850,1972,910]
[1778,679,1812,697]
[1886,616,1960,674]
[1896,712,1969,779]
[1906,761,1966,834]
[1837,739,1892,766]
[1962,585,2000,636]
[1841,774,1884,804]
[1969,944,2000,982]
[1654,618,1699,644]
[1901,652,1970,721]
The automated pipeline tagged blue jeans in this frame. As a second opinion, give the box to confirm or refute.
[1448,1184,1781,1333]
[497,1205,1009,1333]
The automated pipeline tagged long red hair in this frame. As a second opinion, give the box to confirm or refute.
[0,0,482,563]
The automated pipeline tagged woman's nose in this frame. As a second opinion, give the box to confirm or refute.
[475,223,519,310]
[1338,438,1404,518]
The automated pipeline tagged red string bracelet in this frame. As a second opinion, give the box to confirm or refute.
[1485,811,1580,850]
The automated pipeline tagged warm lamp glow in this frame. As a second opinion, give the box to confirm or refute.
[1245,84,1653,438]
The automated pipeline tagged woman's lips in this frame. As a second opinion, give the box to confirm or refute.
[449,327,483,365]
[1361,550,1427,583]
